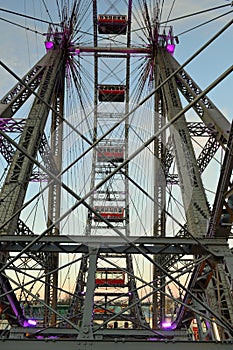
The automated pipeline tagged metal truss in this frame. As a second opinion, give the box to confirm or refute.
[0,235,229,255]
[0,1,232,347]
[0,119,57,181]
[196,136,220,174]
[164,123,220,184]
[0,55,47,118]
[187,123,220,174]
[0,49,63,236]
[167,55,230,145]
[1,338,233,350]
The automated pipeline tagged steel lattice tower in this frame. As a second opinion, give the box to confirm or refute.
[0,1,232,349]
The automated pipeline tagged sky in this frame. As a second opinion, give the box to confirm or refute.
[0,1,232,117]
[0,0,232,225]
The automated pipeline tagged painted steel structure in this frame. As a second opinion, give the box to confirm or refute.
[0,1,232,349]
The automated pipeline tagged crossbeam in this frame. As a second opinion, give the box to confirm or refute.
[0,235,229,255]
[75,46,151,54]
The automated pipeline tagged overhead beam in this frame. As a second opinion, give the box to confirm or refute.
[74,46,151,54]
[0,235,228,245]
[0,235,229,255]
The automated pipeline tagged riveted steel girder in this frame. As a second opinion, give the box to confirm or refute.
[158,48,210,239]
[0,48,63,236]
[0,339,233,350]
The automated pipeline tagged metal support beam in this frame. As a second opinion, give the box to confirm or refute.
[0,235,229,258]
[167,54,230,145]
[159,48,210,239]
[75,46,151,55]
[0,48,63,236]
[44,65,64,327]
[0,55,47,118]
[208,118,233,238]
[1,339,233,350]
[78,249,98,339]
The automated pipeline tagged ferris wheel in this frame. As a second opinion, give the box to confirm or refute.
[0,0,232,347]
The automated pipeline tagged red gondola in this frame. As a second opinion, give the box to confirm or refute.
[98,15,127,35]
[95,269,125,285]
[93,206,124,222]
[98,85,125,102]
[97,146,124,163]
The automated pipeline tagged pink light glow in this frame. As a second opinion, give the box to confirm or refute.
[161,321,172,329]
[166,44,175,54]
[24,319,37,327]
[45,41,54,50]
[0,118,10,129]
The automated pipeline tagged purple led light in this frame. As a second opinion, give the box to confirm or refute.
[28,319,37,326]
[45,41,54,50]
[166,44,175,54]
[24,319,37,327]
[0,118,10,130]
[161,321,172,329]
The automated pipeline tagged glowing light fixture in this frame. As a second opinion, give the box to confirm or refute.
[24,319,37,327]
[45,41,54,50]
[161,321,172,329]
[166,44,175,54]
